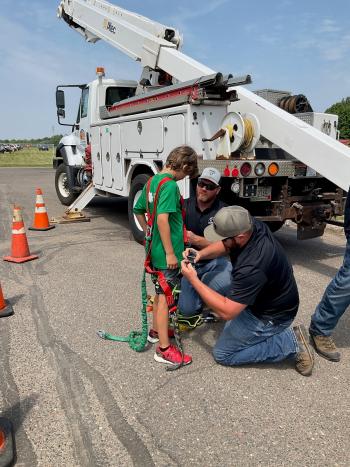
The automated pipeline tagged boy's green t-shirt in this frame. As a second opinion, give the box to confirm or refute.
[133,173,184,269]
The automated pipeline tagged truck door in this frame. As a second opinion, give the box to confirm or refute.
[91,126,103,185]
[73,86,90,148]
[100,126,113,188]
[122,117,164,158]
[110,125,123,190]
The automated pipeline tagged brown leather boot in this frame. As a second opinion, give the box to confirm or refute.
[310,334,341,362]
[293,325,314,376]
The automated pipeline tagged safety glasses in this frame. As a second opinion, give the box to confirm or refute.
[197,180,218,191]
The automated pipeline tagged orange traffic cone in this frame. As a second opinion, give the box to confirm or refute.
[0,283,14,318]
[3,206,39,263]
[0,417,15,466]
[29,188,55,231]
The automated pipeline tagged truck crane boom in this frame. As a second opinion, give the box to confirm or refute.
[233,87,350,192]
[57,0,213,81]
[58,0,350,191]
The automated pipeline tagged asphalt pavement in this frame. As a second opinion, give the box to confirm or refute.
[0,168,349,466]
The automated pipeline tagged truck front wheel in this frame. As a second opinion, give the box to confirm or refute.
[55,164,78,206]
[128,173,151,244]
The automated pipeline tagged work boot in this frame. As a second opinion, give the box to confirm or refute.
[293,325,314,376]
[309,333,341,362]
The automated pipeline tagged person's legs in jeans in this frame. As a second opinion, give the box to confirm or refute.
[178,257,232,316]
[213,308,298,366]
[310,240,350,337]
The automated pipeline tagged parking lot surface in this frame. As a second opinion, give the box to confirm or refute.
[1,168,350,466]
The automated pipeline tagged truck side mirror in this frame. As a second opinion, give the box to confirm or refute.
[56,90,65,109]
[57,108,65,118]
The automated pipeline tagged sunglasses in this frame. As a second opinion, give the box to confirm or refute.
[197,180,218,191]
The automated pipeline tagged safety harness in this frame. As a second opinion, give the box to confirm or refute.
[98,175,188,371]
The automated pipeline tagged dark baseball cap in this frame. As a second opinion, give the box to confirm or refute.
[204,206,253,242]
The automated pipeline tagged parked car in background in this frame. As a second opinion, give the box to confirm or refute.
[38,144,49,151]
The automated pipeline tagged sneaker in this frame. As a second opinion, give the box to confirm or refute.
[293,325,314,376]
[309,333,341,362]
[154,344,192,366]
[147,328,175,344]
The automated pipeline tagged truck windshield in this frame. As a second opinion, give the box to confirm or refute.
[105,86,136,107]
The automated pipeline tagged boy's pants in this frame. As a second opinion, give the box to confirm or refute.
[178,257,232,316]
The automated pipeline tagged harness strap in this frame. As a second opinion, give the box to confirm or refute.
[144,176,186,309]
[145,175,187,370]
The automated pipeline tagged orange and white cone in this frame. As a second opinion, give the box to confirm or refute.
[3,206,39,263]
[0,417,15,466]
[0,282,14,318]
[29,188,55,231]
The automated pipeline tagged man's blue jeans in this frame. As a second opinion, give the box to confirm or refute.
[213,308,298,366]
[178,257,232,316]
[310,239,350,336]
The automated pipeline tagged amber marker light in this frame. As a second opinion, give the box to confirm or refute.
[268,163,279,176]
[96,67,105,76]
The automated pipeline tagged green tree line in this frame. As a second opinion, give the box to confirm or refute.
[325,97,350,139]
[0,135,63,145]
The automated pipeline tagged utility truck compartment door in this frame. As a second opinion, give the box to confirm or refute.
[121,118,164,156]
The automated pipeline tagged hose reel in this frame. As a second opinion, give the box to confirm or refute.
[202,112,260,159]
[278,94,313,114]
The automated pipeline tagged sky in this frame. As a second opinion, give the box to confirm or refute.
[0,0,350,139]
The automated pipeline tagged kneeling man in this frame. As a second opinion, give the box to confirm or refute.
[181,206,314,376]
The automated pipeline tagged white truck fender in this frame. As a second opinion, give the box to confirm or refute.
[57,134,85,167]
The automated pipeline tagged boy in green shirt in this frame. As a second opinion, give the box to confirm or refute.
[134,146,198,366]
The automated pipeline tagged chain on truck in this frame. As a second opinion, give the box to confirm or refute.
[53,0,350,242]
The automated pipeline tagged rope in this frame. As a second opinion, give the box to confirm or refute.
[97,267,149,352]
[241,118,254,151]
[223,118,254,152]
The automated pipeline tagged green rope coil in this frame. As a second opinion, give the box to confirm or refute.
[97,267,149,352]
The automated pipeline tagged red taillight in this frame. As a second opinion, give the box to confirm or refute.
[224,165,230,176]
[232,167,239,177]
[240,162,252,177]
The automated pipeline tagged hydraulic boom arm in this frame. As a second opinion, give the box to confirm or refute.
[57,0,213,81]
[58,0,350,191]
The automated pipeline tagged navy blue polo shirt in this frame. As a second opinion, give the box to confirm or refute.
[184,196,227,236]
[228,219,299,324]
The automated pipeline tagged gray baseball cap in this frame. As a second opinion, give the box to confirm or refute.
[204,206,253,241]
[199,167,221,186]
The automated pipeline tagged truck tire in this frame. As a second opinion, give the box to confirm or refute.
[128,173,151,244]
[265,221,285,233]
[55,164,78,206]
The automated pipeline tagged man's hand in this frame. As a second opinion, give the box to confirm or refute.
[181,260,198,282]
[166,252,178,269]
[187,230,201,245]
[183,248,201,263]
[187,230,210,249]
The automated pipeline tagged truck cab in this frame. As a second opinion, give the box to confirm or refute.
[54,73,137,205]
